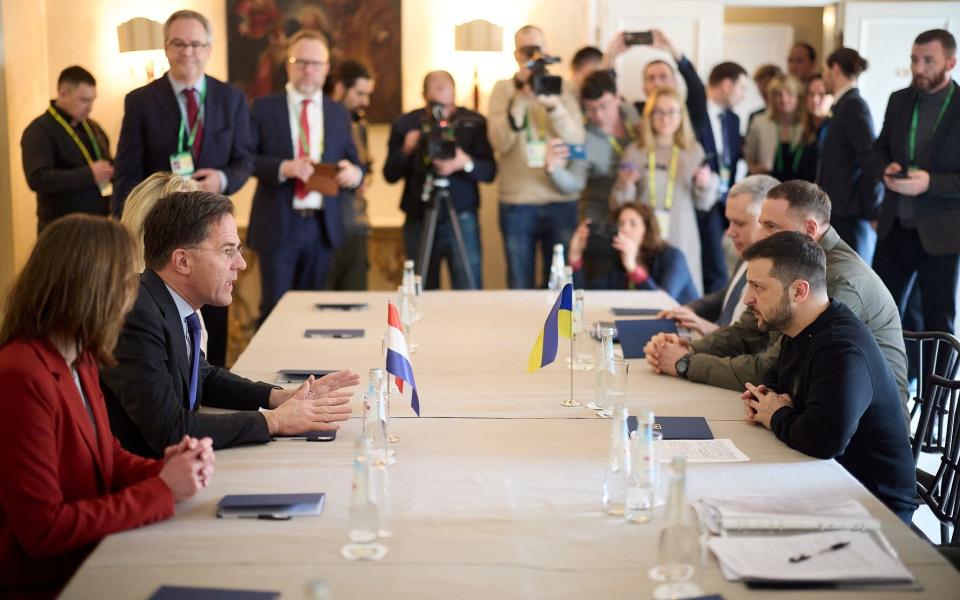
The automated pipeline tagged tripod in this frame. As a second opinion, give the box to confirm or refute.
[415,173,477,290]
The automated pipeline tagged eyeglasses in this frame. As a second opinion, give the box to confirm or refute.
[167,39,210,52]
[187,245,245,261]
[288,57,327,69]
[651,109,681,118]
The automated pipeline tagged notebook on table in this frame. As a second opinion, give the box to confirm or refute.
[615,319,678,358]
[149,586,279,600]
[315,302,368,311]
[217,493,326,519]
[275,369,336,384]
[303,329,364,339]
[627,416,714,440]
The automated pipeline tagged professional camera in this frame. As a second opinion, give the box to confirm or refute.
[421,101,457,162]
[525,51,562,96]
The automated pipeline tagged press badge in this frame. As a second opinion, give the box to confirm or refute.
[655,209,672,239]
[98,182,113,198]
[525,140,547,169]
[169,151,195,177]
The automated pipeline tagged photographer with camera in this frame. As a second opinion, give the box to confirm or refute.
[567,202,698,303]
[383,71,496,289]
[489,25,585,289]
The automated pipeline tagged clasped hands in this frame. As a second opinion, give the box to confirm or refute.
[159,435,215,502]
[643,332,691,376]
[264,370,360,436]
[742,382,792,429]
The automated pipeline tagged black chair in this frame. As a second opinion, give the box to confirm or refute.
[915,374,960,546]
[904,331,960,462]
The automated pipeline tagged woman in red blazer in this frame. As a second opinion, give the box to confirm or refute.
[0,215,215,597]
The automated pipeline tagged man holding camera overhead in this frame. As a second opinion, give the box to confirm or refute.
[384,71,496,289]
[490,25,586,289]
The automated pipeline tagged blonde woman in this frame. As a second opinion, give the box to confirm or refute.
[120,172,198,272]
[744,75,806,175]
[611,88,717,294]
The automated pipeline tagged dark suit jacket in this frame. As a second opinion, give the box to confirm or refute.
[112,73,253,216]
[248,93,361,252]
[875,81,960,256]
[21,103,111,230]
[101,269,275,458]
[817,88,882,219]
[0,339,172,593]
[699,109,741,194]
[687,259,744,322]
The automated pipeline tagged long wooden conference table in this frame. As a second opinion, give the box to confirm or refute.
[62,291,960,598]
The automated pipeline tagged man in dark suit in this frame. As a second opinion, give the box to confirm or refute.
[873,29,960,334]
[248,30,363,323]
[819,47,881,264]
[699,62,748,293]
[101,191,358,458]
[113,10,253,365]
[21,66,113,233]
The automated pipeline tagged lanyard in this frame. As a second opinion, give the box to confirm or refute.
[774,143,804,177]
[648,146,680,211]
[525,107,546,142]
[908,83,955,166]
[176,84,207,154]
[47,107,102,164]
[607,126,635,158]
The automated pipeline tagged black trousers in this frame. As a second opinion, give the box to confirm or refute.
[873,220,959,334]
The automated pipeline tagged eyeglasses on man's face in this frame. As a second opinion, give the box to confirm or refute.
[167,39,210,52]
[288,57,327,70]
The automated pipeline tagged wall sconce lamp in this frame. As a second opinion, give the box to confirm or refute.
[454,19,503,110]
[117,17,165,81]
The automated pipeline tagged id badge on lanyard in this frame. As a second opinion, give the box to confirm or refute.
[655,210,672,239]
[169,151,195,177]
[524,109,547,168]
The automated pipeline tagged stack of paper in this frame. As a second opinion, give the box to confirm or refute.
[695,495,880,534]
[708,531,914,586]
[657,439,749,463]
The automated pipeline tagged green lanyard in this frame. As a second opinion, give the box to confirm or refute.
[908,83,955,166]
[774,143,804,177]
[647,146,680,211]
[524,107,546,142]
[47,107,102,163]
[176,84,207,154]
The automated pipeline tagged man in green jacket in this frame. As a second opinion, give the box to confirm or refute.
[644,180,909,411]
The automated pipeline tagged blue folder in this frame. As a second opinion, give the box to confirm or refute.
[149,587,279,600]
[615,318,678,358]
[611,307,662,316]
[217,493,326,519]
[627,416,714,440]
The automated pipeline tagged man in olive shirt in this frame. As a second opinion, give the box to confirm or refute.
[644,180,909,411]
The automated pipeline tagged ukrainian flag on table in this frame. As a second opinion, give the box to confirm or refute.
[527,283,574,372]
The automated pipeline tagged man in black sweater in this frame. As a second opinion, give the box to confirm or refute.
[741,231,917,523]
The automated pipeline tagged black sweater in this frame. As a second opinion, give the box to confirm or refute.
[766,300,917,517]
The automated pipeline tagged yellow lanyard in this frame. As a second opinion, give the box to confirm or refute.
[47,107,102,164]
[647,146,680,211]
[607,122,636,158]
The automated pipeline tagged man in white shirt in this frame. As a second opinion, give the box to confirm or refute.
[248,30,363,322]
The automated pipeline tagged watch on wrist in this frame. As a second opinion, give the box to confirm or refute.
[675,352,693,378]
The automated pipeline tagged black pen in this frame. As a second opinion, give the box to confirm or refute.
[789,540,850,563]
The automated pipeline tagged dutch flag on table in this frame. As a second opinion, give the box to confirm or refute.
[386,302,421,416]
[527,283,574,372]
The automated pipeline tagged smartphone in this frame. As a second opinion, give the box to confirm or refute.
[567,144,587,160]
[624,31,654,46]
[891,170,912,179]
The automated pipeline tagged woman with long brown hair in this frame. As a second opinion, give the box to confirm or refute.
[568,202,699,303]
[0,215,214,597]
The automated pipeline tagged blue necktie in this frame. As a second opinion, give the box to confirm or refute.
[185,312,202,411]
[717,269,748,327]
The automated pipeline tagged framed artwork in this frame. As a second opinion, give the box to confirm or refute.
[227,0,402,123]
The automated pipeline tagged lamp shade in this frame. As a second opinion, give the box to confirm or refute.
[117,17,164,53]
[454,19,503,53]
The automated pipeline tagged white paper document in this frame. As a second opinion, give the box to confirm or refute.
[656,438,749,463]
[695,495,880,534]
[708,531,914,584]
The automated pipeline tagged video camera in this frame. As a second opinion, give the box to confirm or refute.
[421,101,457,162]
[519,45,563,96]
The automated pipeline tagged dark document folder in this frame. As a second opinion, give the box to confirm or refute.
[315,302,368,311]
[611,307,662,316]
[615,318,678,358]
[304,329,364,339]
[275,369,336,384]
[217,493,326,519]
[627,416,714,440]
[149,587,279,600]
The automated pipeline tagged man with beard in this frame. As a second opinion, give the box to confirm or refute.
[643,180,909,417]
[739,231,916,523]
[873,29,959,335]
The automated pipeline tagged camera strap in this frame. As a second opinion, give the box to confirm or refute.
[647,145,680,211]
